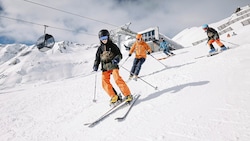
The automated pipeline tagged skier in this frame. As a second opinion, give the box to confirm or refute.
[202,24,227,53]
[93,29,133,105]
[128,34,152,80]
[159,38,175,56]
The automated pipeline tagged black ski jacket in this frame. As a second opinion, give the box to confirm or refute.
[206,27,219,40]
[93,40,122,72]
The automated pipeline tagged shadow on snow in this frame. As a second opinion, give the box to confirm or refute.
[138,80,209,103]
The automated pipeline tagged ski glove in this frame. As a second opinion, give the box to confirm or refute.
[112,57,120,65]
[147,52,151,55]
[93,66,98,71]
[128,54,132,57]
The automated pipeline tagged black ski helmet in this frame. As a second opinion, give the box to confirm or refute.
[98,29,110,39]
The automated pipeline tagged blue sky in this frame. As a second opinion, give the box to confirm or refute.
[0,0,249,45]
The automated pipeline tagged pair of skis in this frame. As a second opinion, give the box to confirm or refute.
[207,47,230,57]
[157,56,170,60]
[195,47,229,59]
[157,54,175,60]
[207,50,221,57]
[84,94,140,128]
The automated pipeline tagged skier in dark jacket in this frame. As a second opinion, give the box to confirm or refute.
[93,29,132,105]
[202,24,227,53]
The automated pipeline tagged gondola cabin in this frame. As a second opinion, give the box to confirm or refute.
[36,34,55,52]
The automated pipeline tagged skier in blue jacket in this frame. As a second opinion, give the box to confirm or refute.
[159,38,175,56]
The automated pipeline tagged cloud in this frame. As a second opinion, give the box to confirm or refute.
[0,0,249,45]
[0,3,3,12]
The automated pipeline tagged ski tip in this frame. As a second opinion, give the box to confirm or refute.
[87,123,97,128]
[84,123,90,126]
[115,117,124,122]
[84,122,98,127]
[132,94,141,98]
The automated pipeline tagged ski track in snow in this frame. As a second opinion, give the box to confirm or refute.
[1,44,250,141]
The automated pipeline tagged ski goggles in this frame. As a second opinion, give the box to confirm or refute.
[100,36,108,41]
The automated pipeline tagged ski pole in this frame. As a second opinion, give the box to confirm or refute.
[220,39,239,46]
[149,54,168,68]
[120,66,158,90]
[93,72,97,102]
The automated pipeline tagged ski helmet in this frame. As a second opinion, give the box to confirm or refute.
[202,24,208,29]
[98,29,110,40]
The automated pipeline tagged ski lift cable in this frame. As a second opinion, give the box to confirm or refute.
[44,25,48,34]
[0,15,96,36]
[0,15,44,27]
[23,0,120,28]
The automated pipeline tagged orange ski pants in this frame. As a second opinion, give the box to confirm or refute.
[208,39,224,47]
[102,69,131,98]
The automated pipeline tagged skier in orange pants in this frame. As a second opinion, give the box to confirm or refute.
[93,29,133,105]
[202,24,227,53]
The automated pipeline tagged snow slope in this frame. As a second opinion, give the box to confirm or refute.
[1,6,250,141]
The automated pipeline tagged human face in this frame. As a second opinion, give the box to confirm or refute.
[203,28,208,31]
[101,39,108,44]
[100,36,108,44]
[136,38,142,42]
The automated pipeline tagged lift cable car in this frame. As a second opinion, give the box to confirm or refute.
[36,25,55,52]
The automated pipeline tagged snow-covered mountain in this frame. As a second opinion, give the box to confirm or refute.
[0,41,100,89]
[0,5,250,141]
[172,5,250,47]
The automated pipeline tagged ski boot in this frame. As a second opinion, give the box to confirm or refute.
[129,74,133,80]
[209,48,216,54]
[220,46,227,51]
[124,95,133,104]
[110,94,122,107]
[133,75,138,81]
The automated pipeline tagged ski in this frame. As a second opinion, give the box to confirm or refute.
[207,47,229,57]
[195,55,206,59]
[207,51,220,57]
[157,54,175,60]
[157,56,169,60]
[195,52,220,58]
[115,94,141,121]
[84,100,129,127]
[84,94,139,127]
[196,47,229,59]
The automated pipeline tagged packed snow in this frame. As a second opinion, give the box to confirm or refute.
[0,6,250,141]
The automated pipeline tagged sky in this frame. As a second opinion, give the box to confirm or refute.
[0,7,250,140]
[0,0,249,45]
